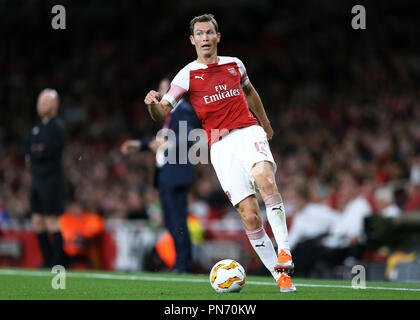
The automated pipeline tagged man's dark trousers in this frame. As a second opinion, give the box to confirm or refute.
[141,99,200,272]
[159,185,192,272]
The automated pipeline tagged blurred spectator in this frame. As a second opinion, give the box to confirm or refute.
[0,197,11,228]
[188,191,210,222]
[323,173,373,248]
[125,189,149,220]
[404,182,420,212]
[409,155,420,186]
[404,155,420,211]
[373,187,401,218]
[288,182,340,277]
[288,182,340,251]
[321,173,373,267]
[59,202,104,269]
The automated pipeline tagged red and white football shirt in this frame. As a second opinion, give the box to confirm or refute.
[162,56,258,146]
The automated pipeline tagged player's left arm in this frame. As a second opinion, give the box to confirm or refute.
[242,82,274,140]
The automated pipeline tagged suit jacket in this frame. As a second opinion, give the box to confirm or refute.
[140,99,201,189]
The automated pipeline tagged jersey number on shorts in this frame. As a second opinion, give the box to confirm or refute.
[254,141,267,155]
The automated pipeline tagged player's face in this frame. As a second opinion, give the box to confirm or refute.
[190,21,220,59]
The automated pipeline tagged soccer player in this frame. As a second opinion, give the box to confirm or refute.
[23,89,67,268]
[144,14,296,292]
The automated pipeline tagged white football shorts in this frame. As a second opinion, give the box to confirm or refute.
[210,125,277,206]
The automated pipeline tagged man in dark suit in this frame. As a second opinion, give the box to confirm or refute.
[121,76,201,273]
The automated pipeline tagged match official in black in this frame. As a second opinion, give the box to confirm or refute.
[23,88,67,268]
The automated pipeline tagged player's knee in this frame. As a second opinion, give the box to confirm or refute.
[254,173,277,196]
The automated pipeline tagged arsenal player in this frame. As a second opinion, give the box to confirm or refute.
[144,14,296,292]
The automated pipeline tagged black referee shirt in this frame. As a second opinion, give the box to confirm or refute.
[23,116,67,182]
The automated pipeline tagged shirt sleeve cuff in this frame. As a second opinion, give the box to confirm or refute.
[241,78,250,87]
[161,94,176,107]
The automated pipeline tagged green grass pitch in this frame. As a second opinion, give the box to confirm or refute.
[0,268,420,300]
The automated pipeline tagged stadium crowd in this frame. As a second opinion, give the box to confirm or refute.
[1,1,420,273]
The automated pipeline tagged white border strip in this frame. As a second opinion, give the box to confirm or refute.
[1,269,420,292]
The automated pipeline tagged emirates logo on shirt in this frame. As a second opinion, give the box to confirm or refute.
[203,84,240,104]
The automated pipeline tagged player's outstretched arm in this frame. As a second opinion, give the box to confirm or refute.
[242,82,274,140]
[144,90,173,122]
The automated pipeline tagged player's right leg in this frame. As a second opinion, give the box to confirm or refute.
[250,162,296,292]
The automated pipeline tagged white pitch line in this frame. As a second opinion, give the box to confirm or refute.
[1,268,420,292]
